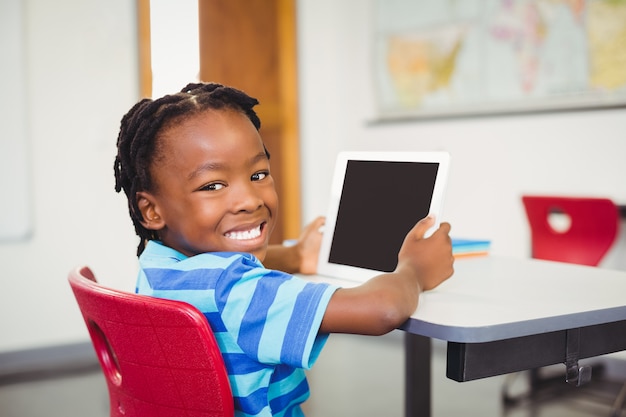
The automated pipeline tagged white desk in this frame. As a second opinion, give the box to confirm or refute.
[303,256,626,417]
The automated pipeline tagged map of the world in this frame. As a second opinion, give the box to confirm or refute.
[374,0,626,119]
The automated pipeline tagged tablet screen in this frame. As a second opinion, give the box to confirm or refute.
[328,160,439,272]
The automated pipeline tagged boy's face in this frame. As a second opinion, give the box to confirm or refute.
[137,109,278,260]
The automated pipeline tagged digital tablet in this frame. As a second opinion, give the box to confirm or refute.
[316,151,450,282]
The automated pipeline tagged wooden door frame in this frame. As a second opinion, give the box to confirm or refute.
[137,0,152,98]
[275,0,302,242]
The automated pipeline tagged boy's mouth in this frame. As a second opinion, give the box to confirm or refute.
[224,223,263,241]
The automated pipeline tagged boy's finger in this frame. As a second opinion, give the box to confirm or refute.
[412,216,435,239]
[311,216,326,234]
[437,222,451,235]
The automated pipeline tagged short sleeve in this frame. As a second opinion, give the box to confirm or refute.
[215,255,338,368]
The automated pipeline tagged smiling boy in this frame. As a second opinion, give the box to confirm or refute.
[114,82,454,417]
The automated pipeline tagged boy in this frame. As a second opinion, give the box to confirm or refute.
[114,82,454,417]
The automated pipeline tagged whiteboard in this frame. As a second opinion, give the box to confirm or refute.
[0,0,32,241]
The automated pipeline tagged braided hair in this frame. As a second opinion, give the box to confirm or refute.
[114,82,266,256]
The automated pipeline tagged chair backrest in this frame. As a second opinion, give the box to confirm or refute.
[68,266,234,417]
[521,195,619,266]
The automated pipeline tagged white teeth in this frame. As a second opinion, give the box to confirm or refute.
[225,225,262,240]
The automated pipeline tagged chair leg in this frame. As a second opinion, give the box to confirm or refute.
[502,371,533,406]
[611,383,626,417]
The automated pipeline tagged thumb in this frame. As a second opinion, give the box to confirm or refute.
[311,216,326,232]
[303,216,325,237]
[412,215,436,239]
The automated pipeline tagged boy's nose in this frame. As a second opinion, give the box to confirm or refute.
[231,182,263,212]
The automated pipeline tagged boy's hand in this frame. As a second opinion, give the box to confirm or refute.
[264,216,325,274]
[295,216,325,275]
[396,216,454,291]
[320,215,454,335]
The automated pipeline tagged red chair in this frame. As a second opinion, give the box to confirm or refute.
[68,266,234,417]
[521,195,619,266]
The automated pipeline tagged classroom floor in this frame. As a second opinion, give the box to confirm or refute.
[1,332,624,417]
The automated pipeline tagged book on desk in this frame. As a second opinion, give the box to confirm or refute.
[452,238,491,258]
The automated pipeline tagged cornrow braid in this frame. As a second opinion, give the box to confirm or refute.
[113,82,266,256]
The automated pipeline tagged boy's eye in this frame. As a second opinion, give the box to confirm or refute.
[200,182,225,191]
[251,171,269,181]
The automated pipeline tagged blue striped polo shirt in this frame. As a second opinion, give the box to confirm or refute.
[137,240,339,417]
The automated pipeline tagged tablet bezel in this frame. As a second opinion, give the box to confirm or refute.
[316,151,450,282]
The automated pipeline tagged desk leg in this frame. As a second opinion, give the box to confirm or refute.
[404,333,431,417]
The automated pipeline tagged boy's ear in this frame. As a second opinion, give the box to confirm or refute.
[136,191,165,230]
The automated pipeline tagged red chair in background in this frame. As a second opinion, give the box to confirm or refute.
[503,195,624,416]
[521,195,619,266]
[68,266,234,417]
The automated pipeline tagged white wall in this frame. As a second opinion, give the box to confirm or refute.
[150,0,199,98]
[296,0,626,264]
[0,0,139,353]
